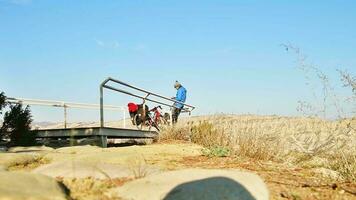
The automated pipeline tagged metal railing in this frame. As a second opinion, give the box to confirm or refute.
[100,77,195,127]
[6,97,126,129]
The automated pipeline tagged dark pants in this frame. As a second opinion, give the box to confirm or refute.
[172,107,182,124]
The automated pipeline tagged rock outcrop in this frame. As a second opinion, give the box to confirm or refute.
[0,171,69,200]
[109,169,269,200]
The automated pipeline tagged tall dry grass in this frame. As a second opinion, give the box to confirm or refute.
[160,115,356,181]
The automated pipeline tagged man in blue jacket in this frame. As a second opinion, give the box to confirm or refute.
[172,81,187,124]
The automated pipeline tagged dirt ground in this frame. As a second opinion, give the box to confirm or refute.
[59,152,356,200]
[60,142,356,200]
[2,142,355,200]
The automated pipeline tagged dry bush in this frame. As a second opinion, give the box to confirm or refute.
[328,152,356,181]
[338,69,356,95]
[161,119,284,160]
[235,131,283,161]
[281,44,355,181]
[159,123,190,141]
[190,122,232,157]
[162,115,356,181]
[190,122,230,148]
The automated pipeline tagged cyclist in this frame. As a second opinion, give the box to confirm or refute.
[172,81,187,124]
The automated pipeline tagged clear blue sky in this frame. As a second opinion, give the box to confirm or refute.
[0,0,355,122]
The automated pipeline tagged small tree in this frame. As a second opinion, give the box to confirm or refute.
[0,92,6,114]
[1,103,36,146]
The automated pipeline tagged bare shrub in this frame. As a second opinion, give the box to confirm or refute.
[236,131,283,161]
[338,69,356,95]
[282,44,355,181]
[282,43,354,118]
[190,122,233,157]
[161,119,284,160]
[159,123,190,141]
[190,122,230,148]
[127,157,149,179]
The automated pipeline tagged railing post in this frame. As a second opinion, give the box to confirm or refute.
[63,103,67,129]
[123,109,126,128]
[100,85,104,127]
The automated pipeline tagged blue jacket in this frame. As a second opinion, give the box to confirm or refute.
[174,86,187,109]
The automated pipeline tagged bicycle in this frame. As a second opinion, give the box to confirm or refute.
[128,103,169,132]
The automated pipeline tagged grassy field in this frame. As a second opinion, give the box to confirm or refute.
[36,114,356,182]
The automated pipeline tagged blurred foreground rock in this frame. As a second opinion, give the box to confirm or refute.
[0,171,69,200]
[33,160,160,180]
[109,169,269,200]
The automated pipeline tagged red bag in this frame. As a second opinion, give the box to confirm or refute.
[128,103,138,113]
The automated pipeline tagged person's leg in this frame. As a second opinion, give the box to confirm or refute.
[172,108,178,124]
[172,107,181,124]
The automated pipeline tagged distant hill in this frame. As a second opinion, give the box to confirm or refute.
[31,121,60,129]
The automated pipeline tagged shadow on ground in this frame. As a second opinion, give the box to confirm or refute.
[163,177,256,200]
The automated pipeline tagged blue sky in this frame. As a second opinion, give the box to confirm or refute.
[0,0,355,122]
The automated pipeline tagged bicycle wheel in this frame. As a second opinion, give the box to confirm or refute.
[148,115,160,132]
[151,122,160,132]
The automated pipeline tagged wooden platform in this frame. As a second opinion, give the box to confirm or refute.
[33,127,158,148]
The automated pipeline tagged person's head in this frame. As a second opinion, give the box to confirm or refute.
[174,81,181,90]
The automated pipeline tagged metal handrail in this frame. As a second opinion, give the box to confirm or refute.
[100,77,195,127]
[6,97,124,110]
[7,97,126,129]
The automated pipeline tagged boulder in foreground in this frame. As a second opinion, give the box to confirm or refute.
[109,169,269,200]
[0,171,69,200]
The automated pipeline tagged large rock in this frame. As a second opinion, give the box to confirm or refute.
[43,143,203,170]
[33,160,160,180]
[0,171,69,200]
[109,169,269,200]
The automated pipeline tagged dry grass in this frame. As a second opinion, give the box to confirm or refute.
[59,177,122,200]
[126,157,150,179]
[159,125,191,141]
[7,154,51,171]
[328,152,356,181]
[160,115,356,181]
